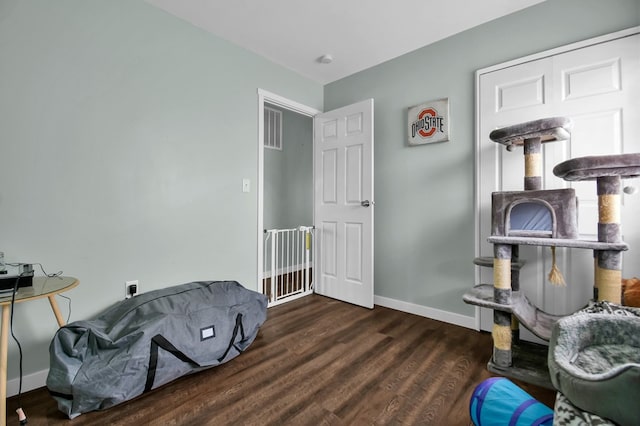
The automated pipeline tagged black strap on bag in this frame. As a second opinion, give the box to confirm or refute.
[144,334,200,392]
[48,389,74,400]
[217,313,245,363]
[144,313,246,392]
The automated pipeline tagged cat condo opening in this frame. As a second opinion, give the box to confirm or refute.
[507,201,554,238]
[492,189,578,239]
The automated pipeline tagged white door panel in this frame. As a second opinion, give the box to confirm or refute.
[314,99,374,309]
[477,32,640,337]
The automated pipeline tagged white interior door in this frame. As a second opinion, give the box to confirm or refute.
[314,99,374,309]
[476,30,640,338]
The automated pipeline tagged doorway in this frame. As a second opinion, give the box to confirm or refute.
[257,90,320,306]
[257,90,376,309]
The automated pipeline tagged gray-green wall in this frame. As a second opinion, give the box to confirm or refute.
[264,107,313,230]
[0,0,321,382]
[324,0,639,316]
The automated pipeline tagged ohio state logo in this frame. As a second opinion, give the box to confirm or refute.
[411,108,445,138]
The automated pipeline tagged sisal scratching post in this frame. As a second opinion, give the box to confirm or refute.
[492,244,513,367]
[511,315,520,343]
[492,323,512,351]
[596,263,622,303]
[548,246,566,286]
[595,176,623,302]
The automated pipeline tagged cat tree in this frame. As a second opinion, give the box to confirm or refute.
[464,117,640,387]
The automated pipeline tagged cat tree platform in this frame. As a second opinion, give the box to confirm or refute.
[464,285,564,341]
[489,116,572,149]
[553,153,640,181]
[487,341,553,390]
[473,256,525,270]
[487,236,629,251]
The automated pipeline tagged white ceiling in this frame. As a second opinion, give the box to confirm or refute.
[146,0,545,84]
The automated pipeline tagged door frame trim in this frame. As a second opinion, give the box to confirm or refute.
[256,89,321,293]
[473,26,640,330]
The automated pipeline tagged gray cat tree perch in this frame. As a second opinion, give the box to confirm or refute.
[464,116,640,388]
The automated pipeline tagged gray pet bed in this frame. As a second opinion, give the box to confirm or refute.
[548,303,640,425]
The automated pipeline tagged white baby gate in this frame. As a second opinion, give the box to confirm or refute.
[263,226,314,306]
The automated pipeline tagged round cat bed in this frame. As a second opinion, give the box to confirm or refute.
[548,312,640,425]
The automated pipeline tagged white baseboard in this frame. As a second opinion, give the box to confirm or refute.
[374,295,476,330]
[8,369,48,397]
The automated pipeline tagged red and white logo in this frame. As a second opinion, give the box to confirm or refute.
[411,108,445,139]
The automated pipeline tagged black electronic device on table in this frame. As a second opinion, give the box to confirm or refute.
[0,264,34,293]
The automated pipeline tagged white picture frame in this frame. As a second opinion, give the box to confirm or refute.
[407,98,450,145]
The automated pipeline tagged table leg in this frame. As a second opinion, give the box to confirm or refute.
[1,305,10,426]
[48,295,66,327]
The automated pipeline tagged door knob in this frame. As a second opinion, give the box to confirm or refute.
[361,200,375,207]
[624,186,637,195]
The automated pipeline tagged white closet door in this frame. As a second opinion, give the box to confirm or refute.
[476,32,640,339]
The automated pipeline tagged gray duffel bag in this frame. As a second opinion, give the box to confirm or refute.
[47,280,267,418]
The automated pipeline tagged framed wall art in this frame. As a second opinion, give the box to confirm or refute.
[407,98,450,146]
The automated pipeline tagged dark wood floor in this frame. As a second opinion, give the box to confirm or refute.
[8,295,555,425]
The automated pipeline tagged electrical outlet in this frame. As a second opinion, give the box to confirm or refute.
[125,280,139,299]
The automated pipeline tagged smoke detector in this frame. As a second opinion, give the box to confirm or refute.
[318,54,333,64]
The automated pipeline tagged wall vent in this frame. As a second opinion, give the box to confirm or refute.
[264,107,282,150]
